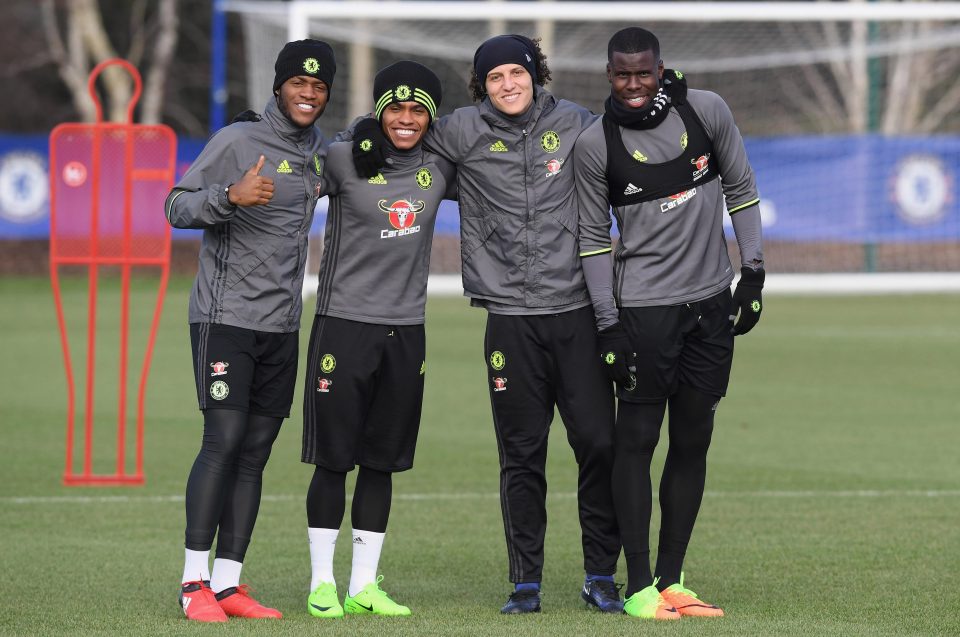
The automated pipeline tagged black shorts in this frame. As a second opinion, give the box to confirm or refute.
[618,289,735,403]
[301,315,425,472]
[189,322,299,417]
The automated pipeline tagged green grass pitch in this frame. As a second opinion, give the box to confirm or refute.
[1,276,959,636]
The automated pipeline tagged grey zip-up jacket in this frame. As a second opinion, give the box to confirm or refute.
[425,90,598,311]
[314,141,456,324]
[165,98,326,333]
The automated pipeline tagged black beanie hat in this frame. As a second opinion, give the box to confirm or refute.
[373,61,443,121]
[473,35,538,89]
[273,39,336,92]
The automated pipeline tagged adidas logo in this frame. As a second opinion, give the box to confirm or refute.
[276,159,293,174]
[632,150,648,162]
[623,183,643,196]
[181,597,191,611]
[353,536,366,545]
[368,173,388,184]
[489,140,509,152]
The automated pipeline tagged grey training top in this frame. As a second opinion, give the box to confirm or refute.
[165,98,325,333]
[425,90,598,314]
[575,88,762,321]
[314,141,456,325]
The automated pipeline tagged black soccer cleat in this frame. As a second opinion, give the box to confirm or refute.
[500,589,542,614]
[581,578,624,613]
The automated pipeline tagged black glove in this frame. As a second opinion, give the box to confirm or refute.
[662,68,687,106]
[352,117,388,178]
[732,266,765,335]
[597,323,636,388]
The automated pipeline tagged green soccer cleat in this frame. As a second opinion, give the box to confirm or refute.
[307,581,344,618]
[623,581,680,620]
[344,575,411,616]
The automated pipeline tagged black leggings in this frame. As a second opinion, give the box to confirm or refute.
[184,409,283,561]
[306,465,393,533]
[612,385,718,596]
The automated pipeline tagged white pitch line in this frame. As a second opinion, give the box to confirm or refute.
[3,489,959,505]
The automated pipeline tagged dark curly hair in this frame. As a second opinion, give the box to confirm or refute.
[468,37,552,102]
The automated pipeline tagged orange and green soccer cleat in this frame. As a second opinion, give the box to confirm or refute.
[215,585,283,619]
[179,580,227,622]
[623,582,680,620]
[659,573,724,617]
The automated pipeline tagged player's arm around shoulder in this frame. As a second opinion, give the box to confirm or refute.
[165,123,262,229]
[557,98,601,135]
[319,140,352,197]
[423,110,467,164]
[426,152,458,201]
[573,119,613,257]
[687,88,759,213]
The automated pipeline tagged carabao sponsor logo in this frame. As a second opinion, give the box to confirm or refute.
[544,157,564,178]
[691,154,711,181]
[660,188,698,213]
[378,198,425,238]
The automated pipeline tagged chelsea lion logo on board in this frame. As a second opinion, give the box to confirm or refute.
[892,154,951,225]
[540,130,560,153]
[416,168,433,190]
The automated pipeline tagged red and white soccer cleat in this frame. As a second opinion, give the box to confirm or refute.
[216,585,283,619]
[179,580,228,622]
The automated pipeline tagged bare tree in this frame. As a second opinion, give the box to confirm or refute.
[40,0,179,124]
[882,18,960,134]
[769,0,960,135]
[773,1,869,134]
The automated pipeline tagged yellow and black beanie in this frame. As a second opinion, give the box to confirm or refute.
[373,61,442,121]
[273,39,336,92]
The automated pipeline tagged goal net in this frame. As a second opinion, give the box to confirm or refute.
[225,1,960,275]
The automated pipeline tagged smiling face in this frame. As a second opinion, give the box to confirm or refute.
[484,63,534,116]
[607,50,664,110]
[380,102,430,150]
[276,75,329,127]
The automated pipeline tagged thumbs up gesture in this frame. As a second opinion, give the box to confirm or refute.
[226,155,275,206]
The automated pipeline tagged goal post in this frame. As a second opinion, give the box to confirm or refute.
[222,0,960,285]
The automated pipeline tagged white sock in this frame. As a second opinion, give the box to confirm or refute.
[210,558,243,593]
[348,529,385,597]
[308,527,340,590]
[182,549,211,584]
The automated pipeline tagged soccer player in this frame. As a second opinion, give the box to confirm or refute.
[574,27,765,620]
[353,35,621,615]
[164,39,336,622]
[301,61,454,619]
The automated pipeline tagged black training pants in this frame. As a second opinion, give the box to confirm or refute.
[484,307,620,583]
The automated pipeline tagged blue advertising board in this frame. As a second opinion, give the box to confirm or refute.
[741,136,959,242]
[1,134,957,242]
